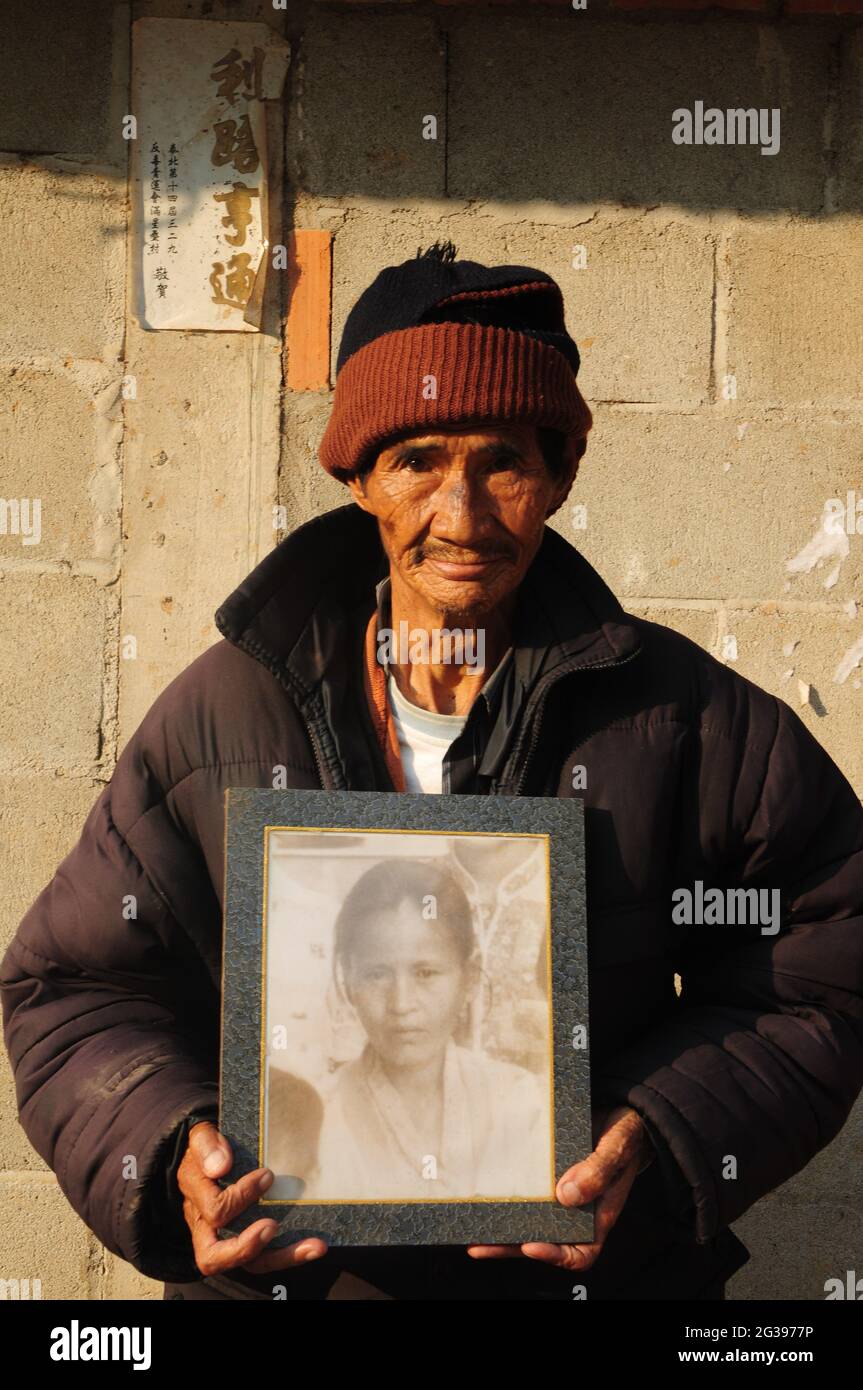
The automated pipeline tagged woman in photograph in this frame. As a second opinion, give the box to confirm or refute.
[304,858,552,1202]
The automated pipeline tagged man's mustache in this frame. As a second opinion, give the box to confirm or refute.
[415,543,516,565]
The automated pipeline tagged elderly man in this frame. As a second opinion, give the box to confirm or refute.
[3,242,862,1303]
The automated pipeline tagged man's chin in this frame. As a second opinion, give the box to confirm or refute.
[415,565,516,620]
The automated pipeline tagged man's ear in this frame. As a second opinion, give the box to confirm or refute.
[545,436,585,518]
[347,473,374,513]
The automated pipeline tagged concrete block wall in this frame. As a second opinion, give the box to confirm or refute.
[1,0,861,1300]
[0,0,287,1302]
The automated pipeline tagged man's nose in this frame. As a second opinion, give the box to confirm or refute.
[431,468,487,541]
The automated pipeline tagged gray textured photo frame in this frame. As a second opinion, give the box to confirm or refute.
[219,787,593,1247]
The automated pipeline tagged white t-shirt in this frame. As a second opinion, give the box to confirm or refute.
[387,674,468,794]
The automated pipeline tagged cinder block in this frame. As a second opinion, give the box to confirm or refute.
[720,605,863,799]
[329,208,713,405]
[0,577,106,774]
[785,1096,863,1208]
[0,1050,46,1176]
[0,773,103,952]
[834,30,863,215]
[279,391,350,533]
[498,216,713,405]
[726,221,863,406]
[0,0,116,160]
[447,18,829,212]
[0,163,125,361]
[554,409,863,603]
[625,605,719,653]
[0,365,121,573]
[119,329,281,739]
[0,1173,97,1301]
[101,1252,163,1301]
[289,12,446,199]
[730,1193,863,1300]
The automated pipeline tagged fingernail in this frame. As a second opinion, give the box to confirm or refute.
[203,1149,225,1176]
[560,1180,584,1204]
[295,1244,319,1262]
[258,1170,274,1193]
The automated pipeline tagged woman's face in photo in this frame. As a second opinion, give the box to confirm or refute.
[343,898,472,1070]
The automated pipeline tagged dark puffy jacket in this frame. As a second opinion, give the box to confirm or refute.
[3,504,863,1300]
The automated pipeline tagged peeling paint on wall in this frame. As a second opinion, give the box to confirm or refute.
[834,633,863,685]
[786,505,850,590]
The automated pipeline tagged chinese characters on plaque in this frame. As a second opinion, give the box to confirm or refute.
[132,18,291,331]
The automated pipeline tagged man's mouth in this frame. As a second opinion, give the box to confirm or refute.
[424,554,508,581]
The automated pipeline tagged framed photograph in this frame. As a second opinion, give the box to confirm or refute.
[219,788,592,1247]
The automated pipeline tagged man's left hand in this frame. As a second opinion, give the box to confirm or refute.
[467,1105,648,1272]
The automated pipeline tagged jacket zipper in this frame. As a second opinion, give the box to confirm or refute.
[304,715,329,790]
[303,700,350,791]
[512,646,643,795]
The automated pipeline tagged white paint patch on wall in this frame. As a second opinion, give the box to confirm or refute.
[834,633,863,685]
[786,505,850,591]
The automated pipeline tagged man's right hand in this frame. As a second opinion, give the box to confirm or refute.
[178,1122,328,1277]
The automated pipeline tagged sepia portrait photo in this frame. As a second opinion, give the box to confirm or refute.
[261,828,554,1206]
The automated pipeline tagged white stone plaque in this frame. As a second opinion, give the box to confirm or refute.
[131,18,291,331]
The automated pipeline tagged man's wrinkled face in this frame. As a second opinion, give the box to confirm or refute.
[347,423,575,621]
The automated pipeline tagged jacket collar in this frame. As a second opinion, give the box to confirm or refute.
[214,503,642,712]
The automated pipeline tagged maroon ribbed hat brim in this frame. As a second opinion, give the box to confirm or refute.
[318,321,593,480]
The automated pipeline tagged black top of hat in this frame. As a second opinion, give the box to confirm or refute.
[335,240,581,377]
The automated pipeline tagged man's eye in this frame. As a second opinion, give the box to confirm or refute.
[486,453,522,473]
[399,455,432,472]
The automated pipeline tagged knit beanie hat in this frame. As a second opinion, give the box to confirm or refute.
[318,240,592,481]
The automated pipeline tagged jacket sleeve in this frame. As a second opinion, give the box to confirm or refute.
[0,774,220,1282]
[595,683,863,1244]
